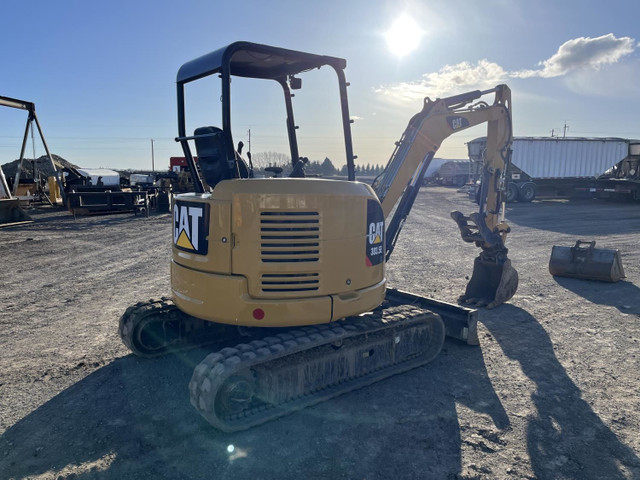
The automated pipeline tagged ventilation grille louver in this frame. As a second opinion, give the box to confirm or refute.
[260,211,320,292]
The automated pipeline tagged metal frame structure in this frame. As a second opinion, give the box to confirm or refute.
[175,41,357,193]
[0,95,66,205]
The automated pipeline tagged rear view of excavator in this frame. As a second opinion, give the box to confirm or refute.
[119,42,517,431]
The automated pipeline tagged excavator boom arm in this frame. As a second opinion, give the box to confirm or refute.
[373,85,517,308]
[374,85,512,257]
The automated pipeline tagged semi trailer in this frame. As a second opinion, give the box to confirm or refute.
[468,136,640,202]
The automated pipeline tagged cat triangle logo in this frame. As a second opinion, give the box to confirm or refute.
[368,221,384,245]
[173,201,208,255]
[176,229,195,250]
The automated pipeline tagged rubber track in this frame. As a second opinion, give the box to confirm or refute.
[119,297,190,357]
[189,304,444,432]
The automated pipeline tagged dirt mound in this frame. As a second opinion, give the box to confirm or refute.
[1,154,79,180]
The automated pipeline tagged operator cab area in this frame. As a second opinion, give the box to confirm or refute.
[175,41,358,192]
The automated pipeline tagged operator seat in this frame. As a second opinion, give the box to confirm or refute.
[193,126,235,188]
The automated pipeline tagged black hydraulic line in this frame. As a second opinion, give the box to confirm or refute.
[443,89,482,108]
[385,152,434,261]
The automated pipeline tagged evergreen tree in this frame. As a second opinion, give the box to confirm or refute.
[321,157,337,176]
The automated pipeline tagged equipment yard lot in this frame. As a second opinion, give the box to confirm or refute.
[1,186,639,480]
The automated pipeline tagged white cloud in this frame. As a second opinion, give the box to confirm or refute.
[513,34,636,78]
[376,34,637,100]
[564,61,640,97]
[375,59,507,100]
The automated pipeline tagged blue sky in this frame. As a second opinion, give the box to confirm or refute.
[1,0,639,171]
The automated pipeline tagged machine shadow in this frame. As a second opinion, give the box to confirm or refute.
[554,276,640,315]
[0,339,508,479]
[481,304,640,479]
[505,198,640,236]
[0,350,228,480]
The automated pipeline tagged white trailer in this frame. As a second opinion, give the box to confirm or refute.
[468,136,640,201]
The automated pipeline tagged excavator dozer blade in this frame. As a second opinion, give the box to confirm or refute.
[549,240,625,282]
[0,199,32,227]
[459,256,519,309]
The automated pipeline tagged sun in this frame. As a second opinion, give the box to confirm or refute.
[385,15,423,57]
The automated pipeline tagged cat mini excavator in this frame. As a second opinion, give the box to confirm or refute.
[119,42,517,432]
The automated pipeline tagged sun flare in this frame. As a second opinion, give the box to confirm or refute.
[385,14,423,57]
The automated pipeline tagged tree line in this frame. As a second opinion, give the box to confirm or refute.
[250,151,385,177]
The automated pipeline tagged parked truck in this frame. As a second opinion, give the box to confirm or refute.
[468,136,640,202]
[435,159,471,186]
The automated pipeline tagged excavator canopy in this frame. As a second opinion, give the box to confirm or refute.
[175,42,357,191]
[176,41,347,83]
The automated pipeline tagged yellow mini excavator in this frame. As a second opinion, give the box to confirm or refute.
[119,42,517,432]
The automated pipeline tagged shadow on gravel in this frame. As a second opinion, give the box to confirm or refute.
[505,198,640,236]
[2,208,171,233]
[554,277,640,315]
[0,340,509,479]
[482,305,640,479]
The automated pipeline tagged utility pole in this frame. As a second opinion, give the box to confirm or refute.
[550,128,555,137]
[562,122,569,138]
[247,129,251,153]
[150,138,155,171]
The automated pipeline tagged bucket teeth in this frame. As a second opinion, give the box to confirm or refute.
[459,257,518,309]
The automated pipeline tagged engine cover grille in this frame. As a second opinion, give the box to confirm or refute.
[260,211,320,294]
[260,211,320,264]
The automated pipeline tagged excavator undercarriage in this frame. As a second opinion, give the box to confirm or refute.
[189,304,444,432]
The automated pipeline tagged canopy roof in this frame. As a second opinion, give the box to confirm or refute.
[177,41,347,84]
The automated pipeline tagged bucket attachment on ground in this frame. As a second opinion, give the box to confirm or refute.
[0,199,32,227]
[549,240,625,282]
[459,255,519,309]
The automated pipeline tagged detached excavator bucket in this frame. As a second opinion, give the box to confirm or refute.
[549,240,625,282]
[0,199,32,227]
[460,256,519,309]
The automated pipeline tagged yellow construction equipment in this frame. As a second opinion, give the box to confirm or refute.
[120,42,517,431]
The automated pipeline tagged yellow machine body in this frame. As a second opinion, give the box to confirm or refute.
[171,178,386,327]
[119,43,513,431]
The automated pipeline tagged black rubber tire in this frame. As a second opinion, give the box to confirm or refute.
[518,182,536,202]
[506,182,519,203]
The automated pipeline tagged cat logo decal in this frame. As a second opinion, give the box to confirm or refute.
[173,201,209,255]
[366,199,385,266]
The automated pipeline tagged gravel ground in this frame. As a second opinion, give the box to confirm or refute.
[1,186,639,480]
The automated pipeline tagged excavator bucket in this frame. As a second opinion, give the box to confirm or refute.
[549,240,625,282]
[0,199,32,227]
[460,256,519,309]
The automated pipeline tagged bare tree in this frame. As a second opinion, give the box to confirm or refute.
[250,151,291,170]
